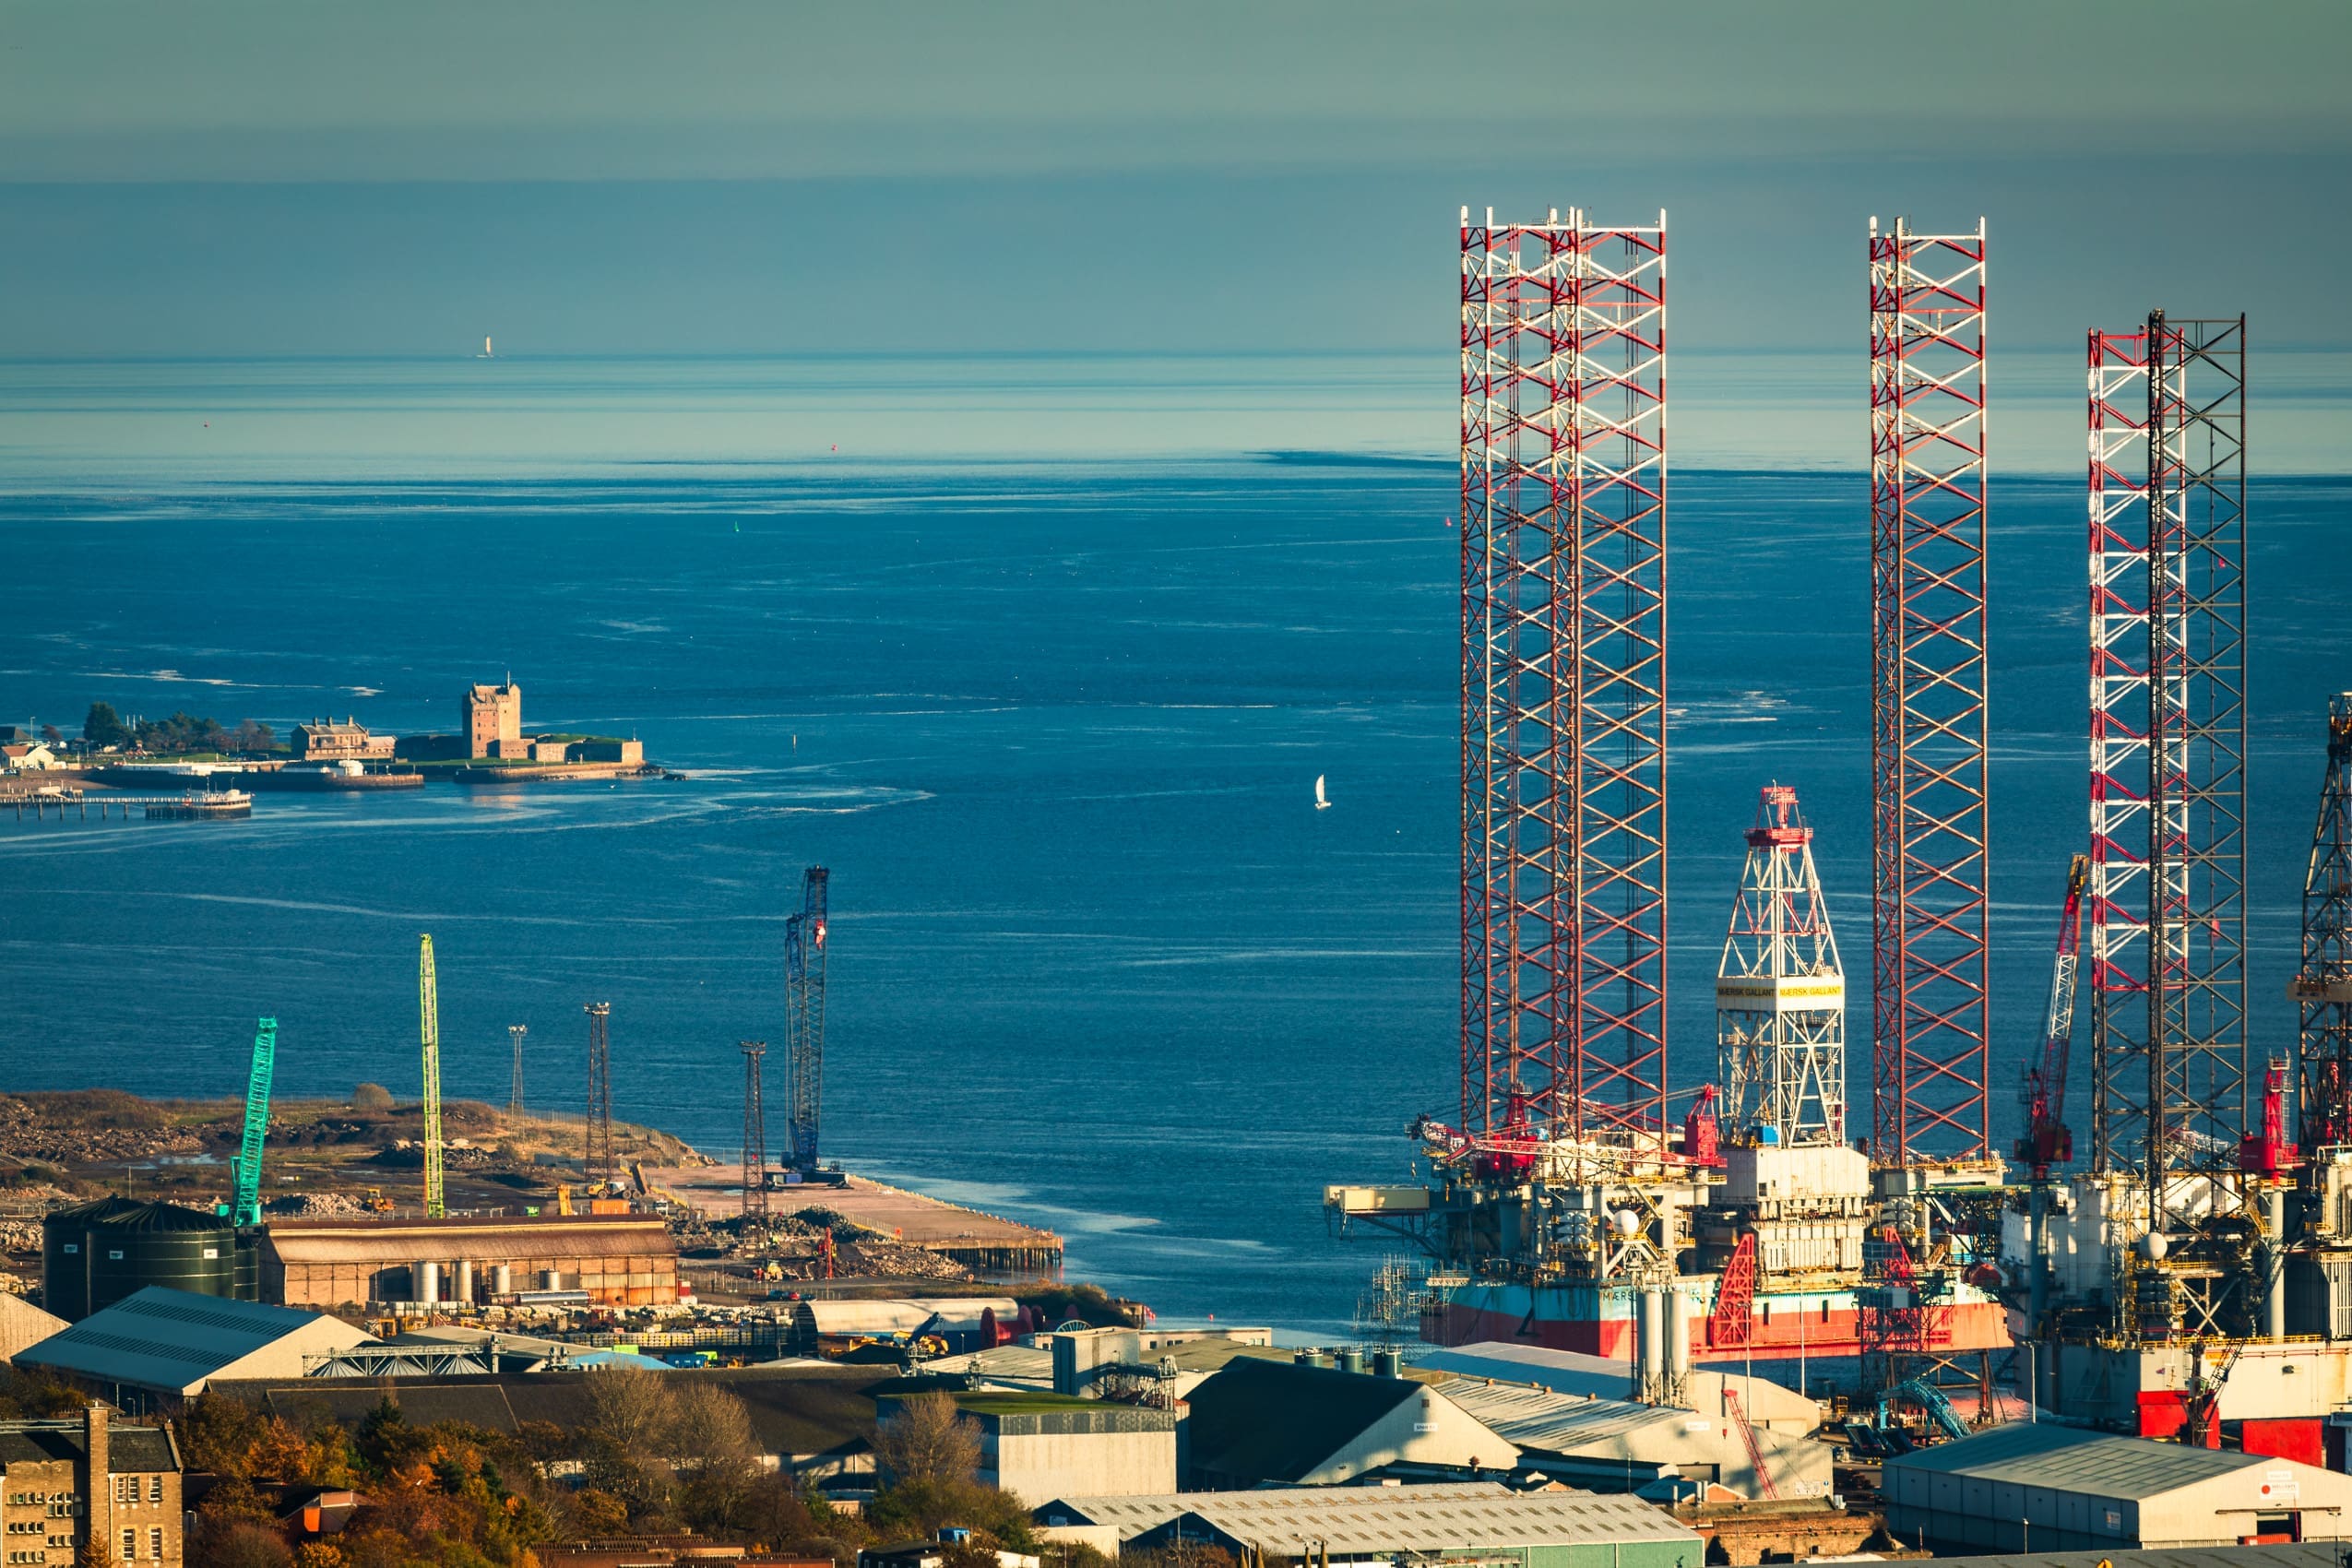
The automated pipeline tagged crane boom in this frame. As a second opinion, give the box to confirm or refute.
[783,866,830,1173]
[2015,854,2091,1178]
[231,1017,278,1228]
[421,933,445,1218]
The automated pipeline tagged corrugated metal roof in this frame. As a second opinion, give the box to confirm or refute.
[14,1287,368,1394]
[1922,1544,2346,1568]
[1438,1378,1697,1451]
[1039,1484,1697,1552]
[1885,1422,2280,1498]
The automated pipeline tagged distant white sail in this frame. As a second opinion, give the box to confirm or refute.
[481,335,494,358]
[1314,774,1330,810]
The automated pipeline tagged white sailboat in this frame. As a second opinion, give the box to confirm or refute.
[479,335,494,359]
[1314,774,1330,811]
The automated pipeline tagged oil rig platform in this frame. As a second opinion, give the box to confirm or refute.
[1329,212,2344,1453]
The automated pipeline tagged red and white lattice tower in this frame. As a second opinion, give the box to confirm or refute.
[1716,784,1847,1147]
[2086,326,2155,1170]
[1867,218,1992,1168]
[1461,207,1669,1166]
[2296,695,2352,1150]
[2087,315,2249,1196]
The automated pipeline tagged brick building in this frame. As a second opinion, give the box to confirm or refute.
[261,1214,680,1308]
[0,1407,182,1568]
[463,680,523,759]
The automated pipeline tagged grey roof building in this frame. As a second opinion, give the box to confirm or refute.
[1035,1482,1701,1567]
[1438,1376,1829,1500]
[1883,1422,2352,1552]
[1182,1358,1519,1488]
[12,1287,374,1413]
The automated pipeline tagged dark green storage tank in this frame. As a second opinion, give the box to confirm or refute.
[41,1195,143,1321]
[76,1201,244,1316]
[233,1228,261,1303]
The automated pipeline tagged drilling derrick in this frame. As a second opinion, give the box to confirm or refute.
[2298,695,2352,1149]
[2083,314,2251,1345]
[1458,205,1669,1162]
[1867,217,1992,1173]
[1716,784,1846,1147]
[420,935,445,1219]
[783,866,830,1174]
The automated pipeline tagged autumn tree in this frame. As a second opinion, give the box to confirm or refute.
[871,1392,980,1486]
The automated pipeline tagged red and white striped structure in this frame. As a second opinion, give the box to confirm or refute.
[2087,315,2249,1187]
[2086,326,2156,1170]
[1867,218,1992,1168]
[1716,783,1847,1147]
[1460,207,1669,1163]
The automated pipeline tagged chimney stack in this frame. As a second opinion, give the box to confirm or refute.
[84,1403,110,1550]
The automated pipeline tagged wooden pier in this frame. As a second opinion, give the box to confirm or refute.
[5,789,253,822]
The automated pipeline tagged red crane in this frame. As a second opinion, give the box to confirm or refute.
[2015,855,2091,1180]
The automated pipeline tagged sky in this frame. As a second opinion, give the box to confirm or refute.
[0,0,2347,460]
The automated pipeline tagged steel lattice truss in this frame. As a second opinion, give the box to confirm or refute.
[2299,695,2352,1146]
[2086,315,2248,1196]
[1868,219,1991,1166]
[420,935,445,1218]
[584,1001,614,1185]
[1460,207,1669,1154]
[741,1039,768,1221]
[1717,784,1847,1145]
[784,865,831,1171]
[2086,327,2154,1172]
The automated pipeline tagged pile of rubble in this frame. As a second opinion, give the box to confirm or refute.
[0,1098,207,1165]
[0,1220,43,1253]
[710,1209,973,1283]
[266,1191,372,1218]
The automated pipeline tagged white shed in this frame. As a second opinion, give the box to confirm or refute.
[1884,1421,2352,1550]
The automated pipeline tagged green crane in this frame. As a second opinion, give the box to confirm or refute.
[421,933,445,1218]
[230,1017,278,1227]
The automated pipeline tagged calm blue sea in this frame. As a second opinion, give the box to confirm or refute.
[0,354,2346,1336]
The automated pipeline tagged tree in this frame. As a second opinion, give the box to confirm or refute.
[867,1477,1034,1548]
[350,1083,394,1112]
[566,1490,630,1538]
[671,1383,760,1530]
[586,1365,676,1455]
[74,1535,117,1568]
[82,702,127,748]
[199,1522,293,1568]
[40,724,59,745]
[871,1393,980,1487]
[182,1389,267,1477]
[225,719,277,754]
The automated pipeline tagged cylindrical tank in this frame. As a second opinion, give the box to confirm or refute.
[1372,1350,1401,1378]
[418,1260,441,1306]
[1637,1286,1664,1396]
[81,1202,240,1315]
[540,1269,562,1291]
[457,1260,476,1305]
[493,1264,513,1295]
[233,1229,261,1302]
[1667,1289,1693,1382]
[1336,1348,1364,1374]
[42,1196,143,1321]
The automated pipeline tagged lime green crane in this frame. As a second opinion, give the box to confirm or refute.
[420,933,445,1218]
[230,1016,278,1227]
